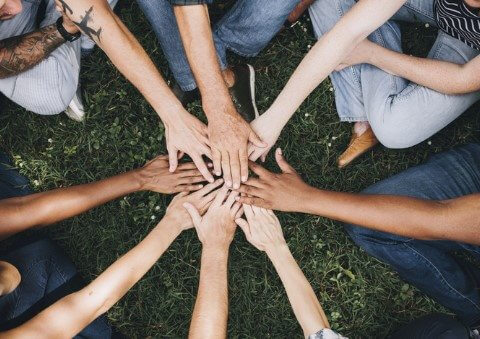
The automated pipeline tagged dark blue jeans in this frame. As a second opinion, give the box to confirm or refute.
[0,152,112,338]
[345,144,480,327]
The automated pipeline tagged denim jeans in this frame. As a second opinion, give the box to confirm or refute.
[136,0,300,91]
[344,143,480,326]
[0,152,112,338]
[309,0,480,149]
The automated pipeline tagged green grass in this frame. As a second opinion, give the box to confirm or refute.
[1,2,479,338]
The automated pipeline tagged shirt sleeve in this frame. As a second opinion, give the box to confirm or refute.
[309,328,348,339]
[168,0,213,5]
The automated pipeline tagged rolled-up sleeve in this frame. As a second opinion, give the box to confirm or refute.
[168,0,213,5]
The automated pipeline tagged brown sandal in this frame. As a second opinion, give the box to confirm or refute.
[337,126,379,168]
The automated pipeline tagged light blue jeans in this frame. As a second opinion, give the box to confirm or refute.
[136,0,300,91]
[309,0,480,149]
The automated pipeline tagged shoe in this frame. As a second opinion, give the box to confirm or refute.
[172,82,200,107]
[337,126,378,168]
[229,64,259,123]
[65,86,85,122]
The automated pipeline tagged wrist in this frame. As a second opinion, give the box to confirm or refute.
[294,185,317,213]
[265,242,291,263]
[202,243,230,258]
[155,217,182,240]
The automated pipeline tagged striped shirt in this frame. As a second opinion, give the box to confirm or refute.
[434,0,480,50]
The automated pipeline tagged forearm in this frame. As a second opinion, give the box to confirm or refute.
[0,24,65,79]
[62,0,183,122]
[265,0,406,133]
[300,188,480,245]
[2,218,180,338]
[189,246,229,339]
[173,5,234,118]
[366,44,480,94]
[267,244,328,337]
[0,169,144,239]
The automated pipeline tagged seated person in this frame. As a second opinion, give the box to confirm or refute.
[248,0,480,168]
[0,149,214,336]
[236,146,480,337]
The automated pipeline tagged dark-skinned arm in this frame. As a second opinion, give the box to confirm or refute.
[0,156,206,240]
[236,148,480,246]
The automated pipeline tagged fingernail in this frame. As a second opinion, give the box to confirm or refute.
[216,171,221,176]
[241,176,247,182]
[198,184,203,188]
[217,178,224,183]
[235,197,240,201]
[226,181,232,187]
[209,178,214,183]
[234,183,240,189]
[277,148,282,155]
[207,163,213,168]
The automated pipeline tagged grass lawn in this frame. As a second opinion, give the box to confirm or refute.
[1,2,479,338]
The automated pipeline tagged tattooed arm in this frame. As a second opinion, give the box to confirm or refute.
[0,16,78,79]
[55,0,214,182]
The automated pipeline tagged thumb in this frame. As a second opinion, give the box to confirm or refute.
[183,202,202,226]
[275,148,296,173]
[235,218,250,237]
[168,147,179,173]
[249,131,268,148]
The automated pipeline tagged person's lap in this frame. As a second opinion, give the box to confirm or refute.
[345,143,480,326]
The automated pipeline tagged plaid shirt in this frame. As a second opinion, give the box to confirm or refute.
[168,0,213,5]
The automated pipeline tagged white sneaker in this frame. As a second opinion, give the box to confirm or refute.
[65,87,85,122]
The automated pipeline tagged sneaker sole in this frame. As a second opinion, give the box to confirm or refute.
[247,64,260,118]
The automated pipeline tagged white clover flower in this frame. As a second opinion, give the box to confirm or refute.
[151,215,156,220]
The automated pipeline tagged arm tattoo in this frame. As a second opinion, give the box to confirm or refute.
[73,7,102,42]
[0,24,65,79]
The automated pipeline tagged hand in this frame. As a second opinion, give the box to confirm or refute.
[236,148,312,212]
[163,179,224,231]
[235,205,286,252]
[335,39,374,72]
[54,1,79,34]
[248,112,281,163]
[208,106,266,189]
[136,155,210,194]
[165,110,214,183]
[183,186,243,249]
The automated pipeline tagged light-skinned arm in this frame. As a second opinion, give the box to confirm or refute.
[173,4,266,189]
[0,156,208,240]
[236,206,329,338]
[0,183,223,339]
[249,0,407,161]
[184,187,242,339]
[55,0,214,181]
[236,148,480,246]
[337,38,480,95]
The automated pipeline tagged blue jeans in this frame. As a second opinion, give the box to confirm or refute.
[136,0,300,91]
[309,0,480,149]
[344,144,480,326]
[0,152,112,338]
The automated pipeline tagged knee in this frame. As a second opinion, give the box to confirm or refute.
[370,120,421,149]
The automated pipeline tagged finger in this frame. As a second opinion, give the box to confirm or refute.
[168,147,179,173]
[231,201,242,216]
[221,151,232,188]
[179,175,206,185]
[201,186,222,206]
[251,204,263,216]
[243,178,267,189]
[202,145,213,160]
[177,163,200,171]
[192,154,214,183]
[239,149,249,184]
[248,144,255,157]
[261,153,267,163]
[183,202,202,226]
[248,161,272,178]
[238,196,268,209]
[225,190,240,208]
[178,151,185,159]
[235,185,263,198]
[213,148,222,177]
[230,151,241,189]
[248,131,268,148]
[174,184,204,193]
[275,148,296,174]
[212,185,230,207]
[235,218,251,239]
[235,206,244,219]
[195,178,224,197]
[249,147,263,162]
[243,203,255,221]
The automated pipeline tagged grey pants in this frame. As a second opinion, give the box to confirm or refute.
[309,0,480,149]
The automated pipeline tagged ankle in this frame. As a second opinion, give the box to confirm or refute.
[354,121,370,136]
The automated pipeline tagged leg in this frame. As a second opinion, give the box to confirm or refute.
[0,152,32,200]
[0,0,81,115]
[389,313,470,339]
[212,0,301,69]
[0,238,112,337]
[345,143,480,326]
[136,0,197,91]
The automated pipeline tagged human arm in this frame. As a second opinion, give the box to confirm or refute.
[248,0,407,161]
[235,206,329,337]
[0,183,224,339]
[237,148,480,246]
[0,14,78,79]
[0,156,207,240]
[55,0,214,181]
[184,187,242,339]
[337,38,480,95]
[173,4,265,188]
